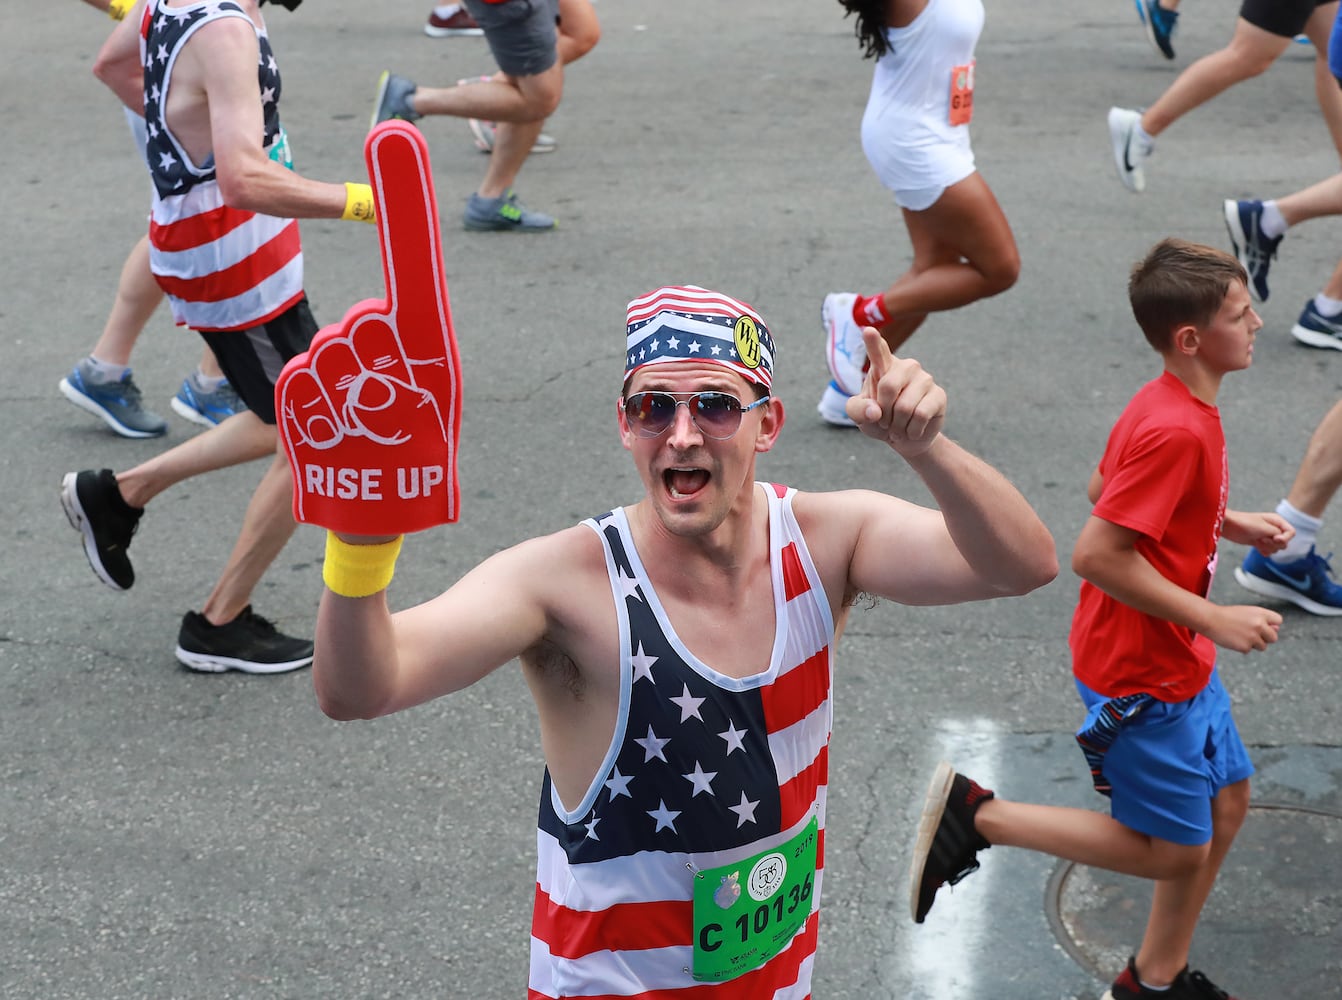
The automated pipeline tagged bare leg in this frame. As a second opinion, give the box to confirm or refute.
[557,0,600,65]
[975,798,1210,881]
[89,235,163,366]
[199,451,298,624]
[1134,779,1250,985]
[874,172,1018,351]
[1285,397,1342,517]
[113,409,276,509]
[1305,3,1342,162]
[1276,172,1342,226]
[479,64,564,198]
[1141,19,1288,137]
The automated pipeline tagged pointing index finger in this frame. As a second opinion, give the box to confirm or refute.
[365,121,452,358]
[862,326,891,386]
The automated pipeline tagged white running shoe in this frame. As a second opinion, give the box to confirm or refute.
[822,292,867,396]
[1107,107,1151,194]
[817,381,858,428]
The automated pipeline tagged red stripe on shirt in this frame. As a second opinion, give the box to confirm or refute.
[778,745,828,831]
[528,910,819,1000]
[150,202,257,253]
[532,888,693,958]
[153,221,300,303]
[761,646,829,734]
[780,541,811,602]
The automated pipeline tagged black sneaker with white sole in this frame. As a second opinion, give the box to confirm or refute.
[909,761,995,923]
[176,606,314,675]
[60,469,143,591]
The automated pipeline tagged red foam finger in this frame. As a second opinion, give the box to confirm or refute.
[275,122,462,536]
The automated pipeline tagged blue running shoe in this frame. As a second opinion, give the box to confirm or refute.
[1139,0,1178,60]
[171,373,248,427]
[58,358,167,438]
[1291,300,1342,351]
[463,189,555,232]
[371,71,421,131]
[1222,199,1281,303]
[1234,547,1342,616]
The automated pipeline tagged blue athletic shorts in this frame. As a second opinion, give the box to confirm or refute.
[1075,670,1254,846]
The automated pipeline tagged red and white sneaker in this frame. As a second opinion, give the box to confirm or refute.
[424,5,483,37]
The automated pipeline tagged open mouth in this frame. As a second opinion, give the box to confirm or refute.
[664,467,710,499]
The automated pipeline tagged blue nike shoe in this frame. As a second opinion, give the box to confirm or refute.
[1234,547,1342,616]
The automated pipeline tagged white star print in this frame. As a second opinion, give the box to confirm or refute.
[630,643,657,685]
[683,761,717,798]
[617,567,643,604]
[157,44,169,64]
[584,816,601,841]
[639,347,646,361]
[150,84,161,103]
[710,344,722,356]
[261,86,276,104]
[719,721,747,755]
[635,725,669,763]
[158,151,177,171]
[605,766,633,800]
[648,800,680,833]
[688,340,701,354]
[670,683,705,723]
[650,339,659,352]
[728,792,760,828]
[667,336,680,350]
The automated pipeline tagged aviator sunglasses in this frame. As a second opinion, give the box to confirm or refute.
[623,390,771,440]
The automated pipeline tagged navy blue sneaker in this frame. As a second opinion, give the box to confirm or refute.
[1222,200,1281,302]
[1138,0,1178,60]
[1290,300,1342,351]
[1234,547,1342,616]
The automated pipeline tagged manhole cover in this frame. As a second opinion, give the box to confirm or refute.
[1047,804,1342,996]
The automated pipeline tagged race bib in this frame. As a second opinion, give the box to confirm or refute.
[949,61,975,126]
[690,817,818,982]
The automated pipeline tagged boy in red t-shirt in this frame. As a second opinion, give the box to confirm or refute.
[908,238,1293,1000]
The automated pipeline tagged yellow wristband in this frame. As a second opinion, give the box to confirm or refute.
[342,182,376,224]
[107,0,133,19]
[323,532,404,598]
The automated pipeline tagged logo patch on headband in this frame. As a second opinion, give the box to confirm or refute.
[734,316,761,370]
[624,285,775,389]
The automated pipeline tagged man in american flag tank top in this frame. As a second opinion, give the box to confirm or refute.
[307,285,1058,997]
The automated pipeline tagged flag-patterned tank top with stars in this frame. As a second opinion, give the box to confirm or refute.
[140,0,303,332]
[529,484,835,1000]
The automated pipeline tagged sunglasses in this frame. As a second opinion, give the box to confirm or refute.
[623,391,771,440]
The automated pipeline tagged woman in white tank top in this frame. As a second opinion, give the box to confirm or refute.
[817,0,1021,427]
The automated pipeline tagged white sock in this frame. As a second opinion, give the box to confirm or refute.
[433,3,462,17]
[1260,200,1287,240]
[87,356,130,382]
[1313,293,1342,318]
[192,369,227,393]
[1135,120,1154,149]
[1138,981,1172,993]
[1276,499,1321,563]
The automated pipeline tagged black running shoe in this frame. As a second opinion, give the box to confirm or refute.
[176,606,314,675]
[60,469,143,591]
[909,761,994,923]
[1105,955,1238,999]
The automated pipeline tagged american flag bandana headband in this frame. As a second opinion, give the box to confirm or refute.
[624,285,775,390]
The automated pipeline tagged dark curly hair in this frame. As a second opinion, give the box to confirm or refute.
[838,0,892,59]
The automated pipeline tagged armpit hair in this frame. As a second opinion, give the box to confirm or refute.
[525,639,585,699]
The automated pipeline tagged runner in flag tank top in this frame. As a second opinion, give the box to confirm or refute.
[304,285,1057,997]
